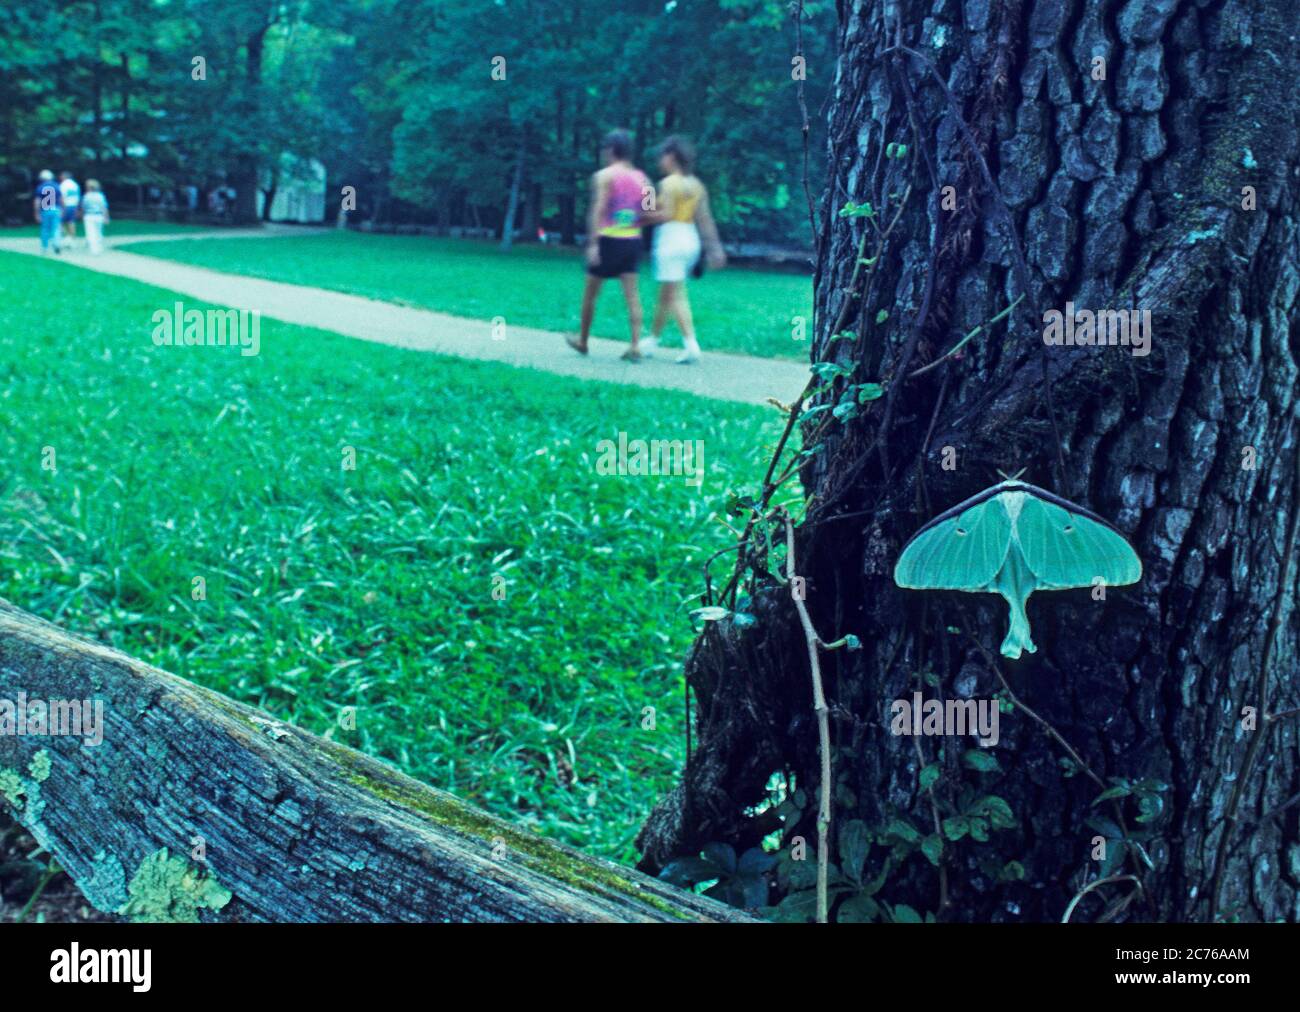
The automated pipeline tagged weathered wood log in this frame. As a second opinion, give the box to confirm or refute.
[0,600,751,922]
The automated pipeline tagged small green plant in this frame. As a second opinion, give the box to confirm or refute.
[837,200,875,219]
[658,842,777,909]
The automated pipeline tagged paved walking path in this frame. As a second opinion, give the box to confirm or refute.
[0,228,810,406]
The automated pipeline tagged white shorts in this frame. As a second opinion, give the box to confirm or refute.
[652,221,701,283]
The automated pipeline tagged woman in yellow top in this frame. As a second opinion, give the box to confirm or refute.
[641,137,726,364]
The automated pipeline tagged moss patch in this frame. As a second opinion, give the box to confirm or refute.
[119,848,233,923]
[320,741,690,920]
[0,768,24,808]
[28,749,51,783]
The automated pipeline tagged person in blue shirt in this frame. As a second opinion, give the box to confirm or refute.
[33,170,63,254]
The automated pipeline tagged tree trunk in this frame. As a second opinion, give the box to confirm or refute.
[0,601,750,923]
[230,156,261,225]
[559,188,576,245]
[91,0,102,165]
[119,54,130,162]
[499,131,527,251]
[230,26,270,226]
[639,0,1300,925]
[436,193,451,234]
[260,170,278,223]
[523,180,542,241]
[564,96,584,246]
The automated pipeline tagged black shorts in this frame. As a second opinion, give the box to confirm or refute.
[588,235,641,278]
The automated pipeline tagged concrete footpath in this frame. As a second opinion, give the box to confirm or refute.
[0,228,810,406]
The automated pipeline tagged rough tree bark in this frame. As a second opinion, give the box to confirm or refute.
[639,0,1300,923]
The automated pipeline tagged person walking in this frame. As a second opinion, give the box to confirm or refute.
[566,130,652,362]
[641,136,726,364]
[59,171,81,248]
[33,170,63,254]
[80,180,110,254]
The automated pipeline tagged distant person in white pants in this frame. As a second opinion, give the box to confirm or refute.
[641,136,725,364]
[80,180,110,254]
[59,172,81,247]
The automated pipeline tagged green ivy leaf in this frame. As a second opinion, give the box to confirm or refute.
[919,764,941,791]
[1001,860,1026,881]
[771,888,819,923]
[778,852,819,891]
[962,749,1000,773]
[836,893,881,923]
[1099,838,1127,878]
[659,857,724,887]
[839,820,871,885]
[1135,793,1164,824]
[1085,815,1123,839]
[975,795,1016,829]
[737,847,777,876]
[701,842,738,876]
[811,361,852,381]
[1092,785,1132,806]
[838,201,876,218]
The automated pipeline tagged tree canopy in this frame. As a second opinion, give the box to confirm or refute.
[1,0,833,243]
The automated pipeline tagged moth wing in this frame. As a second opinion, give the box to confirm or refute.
[895,498,1011,591]
[1016,494,1142,589]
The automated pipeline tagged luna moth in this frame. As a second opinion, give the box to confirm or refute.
[894,479,1141,659]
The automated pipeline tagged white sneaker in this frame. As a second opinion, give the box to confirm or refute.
[676,343,700,364]
[641,337,658,358]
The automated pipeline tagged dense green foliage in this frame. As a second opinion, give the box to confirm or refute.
[0,251,792,860]
[1,0,833,244]
[121,231,813,359]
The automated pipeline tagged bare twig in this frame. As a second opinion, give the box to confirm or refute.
[780,508,836,923]
[962,629,1105,791]
[908,295,1025,379]
[1062,874,1142,924]
[794,1,817,252]
[17,859,60,924]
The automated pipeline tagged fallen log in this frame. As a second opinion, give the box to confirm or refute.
[0,600,751,922]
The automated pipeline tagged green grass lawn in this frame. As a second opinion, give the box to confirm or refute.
[0,251,793,863]
[0,219,208,237]
[120,231,813,360]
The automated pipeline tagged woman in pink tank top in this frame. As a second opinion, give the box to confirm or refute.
[566,130,651,362]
